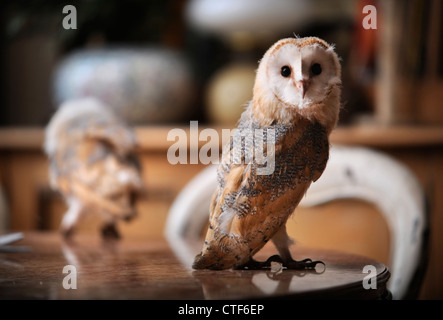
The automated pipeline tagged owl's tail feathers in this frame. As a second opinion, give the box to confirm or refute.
[192,251,236,270]
[192,236,252,270]
[192,252,208,269]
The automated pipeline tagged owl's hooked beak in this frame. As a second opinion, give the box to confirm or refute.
[295,80,309,98]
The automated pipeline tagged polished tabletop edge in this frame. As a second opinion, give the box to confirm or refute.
[0,232,391,300]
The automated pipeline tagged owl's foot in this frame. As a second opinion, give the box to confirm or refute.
[270,255,325,270]
[101,223,121,239]
[236,258,271,270]
[237,255,324,271]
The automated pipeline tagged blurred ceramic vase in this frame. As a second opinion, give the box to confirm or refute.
[186,0,311,39]
[53,48,195,124]
[206,62,256,126]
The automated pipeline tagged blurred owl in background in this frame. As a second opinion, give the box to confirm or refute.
[44,98,143,239]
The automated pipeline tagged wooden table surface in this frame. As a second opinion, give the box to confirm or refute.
[0,232,390,300]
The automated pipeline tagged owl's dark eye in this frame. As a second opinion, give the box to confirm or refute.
[281,66,291,77]
[311,63,322,76]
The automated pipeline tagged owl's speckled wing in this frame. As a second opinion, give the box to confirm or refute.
[193,108,329,270]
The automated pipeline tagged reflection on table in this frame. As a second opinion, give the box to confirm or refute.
[0,232,390,299]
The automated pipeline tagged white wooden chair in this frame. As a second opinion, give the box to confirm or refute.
[165,145,428,299]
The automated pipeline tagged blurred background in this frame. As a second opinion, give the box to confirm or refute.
[1,0,442,126]
[0,0,443,299]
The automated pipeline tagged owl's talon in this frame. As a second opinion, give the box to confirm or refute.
[265,254,284,264]
[237,255,325,271]
[284,258,325,270]
[236,258,271,270]
[265,255,322,270]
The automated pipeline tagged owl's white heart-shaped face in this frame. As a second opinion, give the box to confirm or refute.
[256,38,341,109]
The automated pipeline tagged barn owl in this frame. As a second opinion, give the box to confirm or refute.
[44,98,143,239]
[193,37,341,270]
